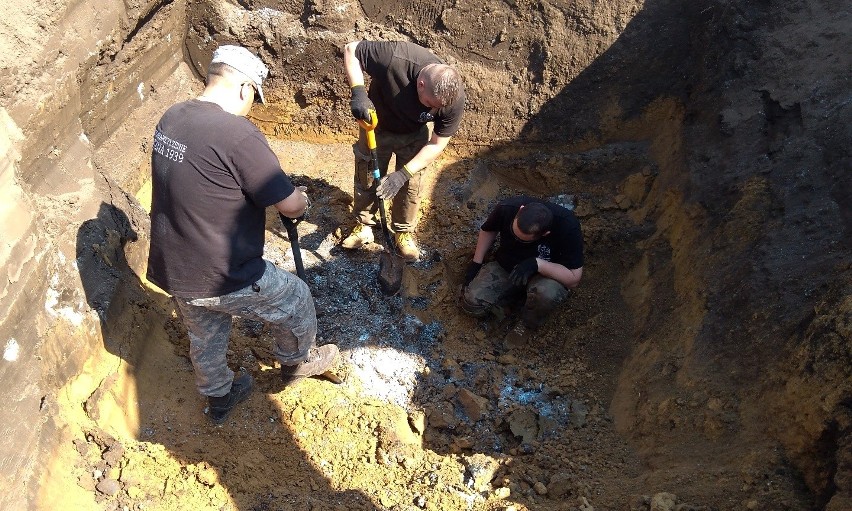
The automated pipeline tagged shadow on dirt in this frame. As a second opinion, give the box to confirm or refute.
[77,200,380,509]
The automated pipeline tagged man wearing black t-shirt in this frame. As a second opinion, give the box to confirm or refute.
[460,197,584,347]
[147,45,338,425]
[340,40,465,261]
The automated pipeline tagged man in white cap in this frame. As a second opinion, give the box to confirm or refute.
[147,45,339,425]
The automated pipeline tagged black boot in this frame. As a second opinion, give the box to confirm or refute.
[208,369,254,425]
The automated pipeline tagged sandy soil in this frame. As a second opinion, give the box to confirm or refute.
[47,139,658,511]
[2,0,850,510]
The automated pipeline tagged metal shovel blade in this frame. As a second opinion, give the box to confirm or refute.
[378,250,404,295]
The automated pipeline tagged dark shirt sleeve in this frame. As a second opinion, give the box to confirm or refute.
[481,204,514,232]
[433,92,465,137]
[228,129,295,207]
[354,41,395,79]
[550,223,584,269]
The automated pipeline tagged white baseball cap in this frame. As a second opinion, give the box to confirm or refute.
[211,45,269,104]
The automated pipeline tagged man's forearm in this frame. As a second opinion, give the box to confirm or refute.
[343,42,365,86]
[536,259,583,289]
[402,134,450,174]
[274,187,309,218]
[473,230,497,263]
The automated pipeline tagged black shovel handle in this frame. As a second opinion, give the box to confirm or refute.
[368,148,397,254]
[279,213,306,282]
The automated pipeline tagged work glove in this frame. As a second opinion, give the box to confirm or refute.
[509,257,538,286]
[350,85,375,122]
[376,170,409,200]
[464,261,483,287]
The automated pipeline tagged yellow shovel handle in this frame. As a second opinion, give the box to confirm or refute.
[356,109,378,150]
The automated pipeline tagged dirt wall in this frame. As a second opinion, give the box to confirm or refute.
[0,0,849,509]
[0,1,182,508]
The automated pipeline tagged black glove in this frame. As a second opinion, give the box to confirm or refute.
[509,257,538,286]
[464,261,482,287]
[376,171,409,199]
[350,85,375,122]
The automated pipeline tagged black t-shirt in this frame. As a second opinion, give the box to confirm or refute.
[481,196,584,272]
[355,41,465,137]
[146,100,294,297]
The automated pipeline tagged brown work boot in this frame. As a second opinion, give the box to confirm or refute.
[394,231,420,261]
[341,224,374,249]
[281,344,339,387]
[207,369,254,425]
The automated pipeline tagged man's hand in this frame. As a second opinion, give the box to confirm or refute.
[464,261,483,287]
[350,85,375,122]
[376,171,409,199]
[289,186,310,223]
[509,257,538,286]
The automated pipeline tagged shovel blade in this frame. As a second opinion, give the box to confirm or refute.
[378,251,404,295]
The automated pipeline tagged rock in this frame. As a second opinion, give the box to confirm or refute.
[629,495,650,510]
[462,453,500,491]
[508,409,539,443]
[570,401,589,428]
[519,442,537,454]
[538,413,559,437]
[533,481,548,495]
[379,493,394,508]
[497,354,518,365]
[408,410,427,434]
[102,442,124,466]
[377,407,421,447]
[621,172,652,205]
[73,439,89,457]
[580,496,595,511]
[96,478,121,496]
[291,406,306,424]
[441,358,465,380]
[424,401,459,430]
[195,462,218,487]
[442,383,458,399]
[494,486,511,499]
[547,472,574,498]
[651,492,677,511]
[77,474,96,492]
[456,388,489,422]
[452,436,475,450]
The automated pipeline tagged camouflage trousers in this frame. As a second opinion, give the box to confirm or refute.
[461,261,569,330]
[174,260,317,397]
[352,125,429,232]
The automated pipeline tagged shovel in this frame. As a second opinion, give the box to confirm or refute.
[279,212,343,385]
[279,213,306,280]
[357,111,404,295]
